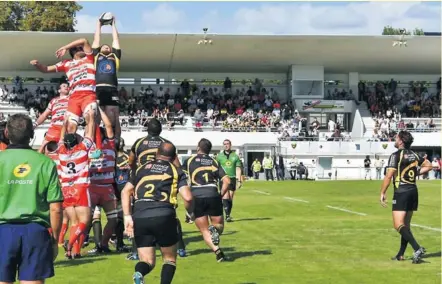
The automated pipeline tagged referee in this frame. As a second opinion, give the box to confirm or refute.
[380,130,432,264]
[0,114,63,283]
[122,142,193,284]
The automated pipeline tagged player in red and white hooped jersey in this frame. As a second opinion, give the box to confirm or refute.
[88,108,118,254]
[30,38,103,157]
[34,83,70,153]
[56,112,95,259]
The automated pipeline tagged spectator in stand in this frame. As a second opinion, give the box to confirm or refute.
[432,157,441,179]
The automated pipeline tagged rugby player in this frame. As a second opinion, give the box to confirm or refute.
[380,130,432,263]
[183,138,229,262]
[92,16,122,139]
[114,137,131,251]
[216,139,243,222]
[30,37,102,157]
[57,111,96,259]
[45,141,70,247]
[88,108,118,254]
[34,83,69,153]
[122,142,194,284]
[127,118,187,260]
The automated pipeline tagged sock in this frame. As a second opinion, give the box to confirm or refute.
[160,262,177,284]
[229,200,233,215]
[176,219,186,250]
[73,239,80,255]
[398,225,420,251]
[397,236,408,256]
[78,233,86,250]
[93,220,103,248]
[68,223,88,249]
[59,223,68,244]
[226,200,232,216]
[135,261,152,277]
[222,199,229,216]
[95,127,102,150]
[116,218,125,248]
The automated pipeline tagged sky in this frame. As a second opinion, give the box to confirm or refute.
[75,1,441,35]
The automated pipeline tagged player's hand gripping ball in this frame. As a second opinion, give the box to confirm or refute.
[99,12,114,26]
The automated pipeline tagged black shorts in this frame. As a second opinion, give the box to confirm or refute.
[133,214,178,248]
[392,189,418,211]
[96,86,119,106]
[194,196,223,218]
[221,177,237,192]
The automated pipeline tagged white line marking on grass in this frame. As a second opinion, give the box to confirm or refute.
[326,205,367,216]
[411,223,442,232]
[283,197,310,203]
[252,190,271,195]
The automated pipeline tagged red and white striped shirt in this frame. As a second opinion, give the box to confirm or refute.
[46,151,63,177]
[55,53,96,95]
[58,137,94,188]
[46,96,68,128]
[90,138,116,185]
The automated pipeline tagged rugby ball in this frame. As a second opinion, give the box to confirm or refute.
[99,12,114,26]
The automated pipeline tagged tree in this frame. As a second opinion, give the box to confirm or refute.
[382,25,425,36]
[0,2,23,31]
[0,1,82,32]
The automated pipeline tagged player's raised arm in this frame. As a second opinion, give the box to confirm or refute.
[30,60,57,73]
[56,38,93,58]
[92,19,102,49]
[111,16,121,50]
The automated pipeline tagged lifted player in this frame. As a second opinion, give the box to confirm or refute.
[122,142,194,284]
[216,139,243,222]
[183,138,230,262]
[92,15,122,140]
[34,83,69,153]
[380,131,432,263]
[128,118,188,260]
[30,37,102,157]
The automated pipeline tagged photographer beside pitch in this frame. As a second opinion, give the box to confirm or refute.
[380,130,432,264]
[0,114,63,283]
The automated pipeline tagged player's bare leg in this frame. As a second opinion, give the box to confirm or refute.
[100,200,118,250]
[133,247,156,284]
[64,206,79,259]
[84,104,102,157]
[58,210,69,246]
[392,210,425,263]
[195,215,225,262]
[104,105,121,140]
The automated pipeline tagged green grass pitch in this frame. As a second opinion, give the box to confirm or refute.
[49,180,441,284]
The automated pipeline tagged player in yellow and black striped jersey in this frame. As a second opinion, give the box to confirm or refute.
[183,138,230,262]
[380,130,432,264]
[121,142,193,284]
[127,118,188,259]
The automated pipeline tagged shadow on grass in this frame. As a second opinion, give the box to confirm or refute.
[422,251,441,259]
[183,230,238,246]
[233,217,272,222]
[55,256,106,267]
[189,246,272,262]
